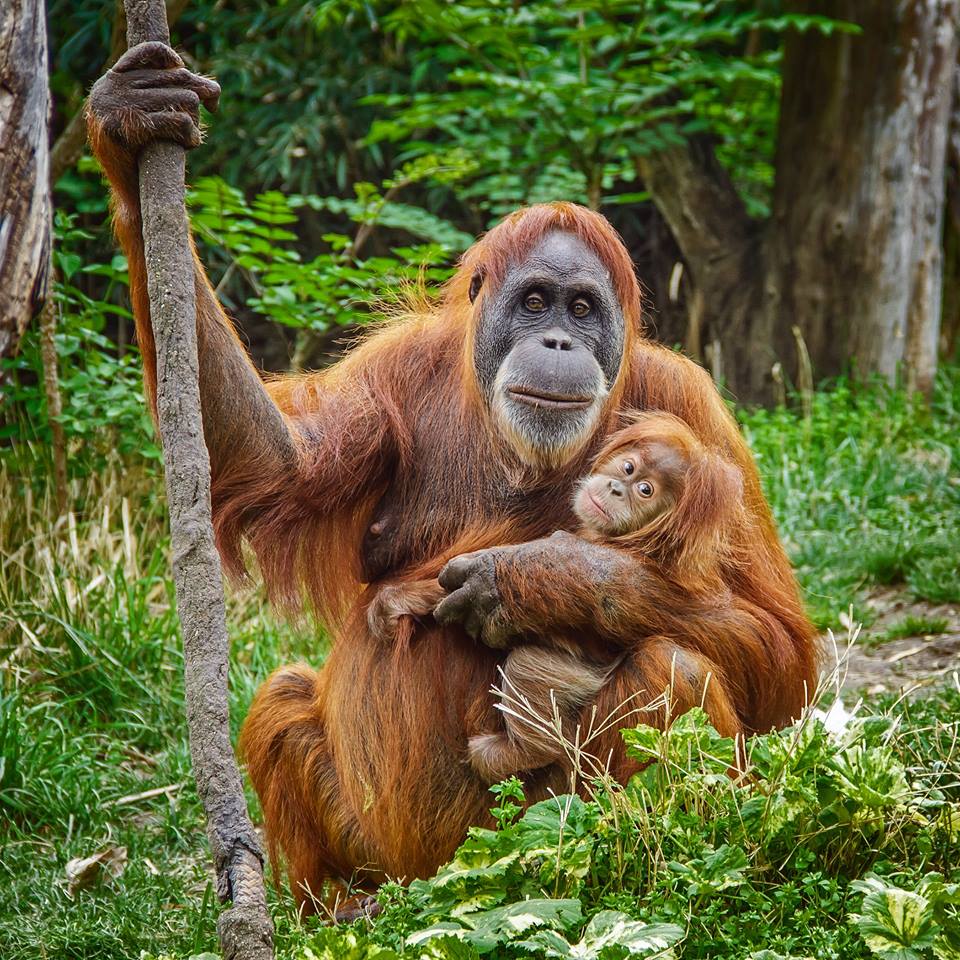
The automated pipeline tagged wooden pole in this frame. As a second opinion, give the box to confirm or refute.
[121,2,273,956]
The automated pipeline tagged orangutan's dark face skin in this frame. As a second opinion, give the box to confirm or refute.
[471,232,626,468]
[573,441,685,536]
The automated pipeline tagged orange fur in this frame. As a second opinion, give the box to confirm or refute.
[586,412,747,590]
[371,415,759,783]
[87,104,817,914]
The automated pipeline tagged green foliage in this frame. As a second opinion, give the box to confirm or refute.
[2,163,472,479]
[528,910,684,959]
[48,0,851,223]
[0,213,154,467]
[0,439,320,959]
[361,0,855,217]
[850,875,960,960]
[179,0,430,196]
[276,703,960,960]
[489,777,527,830]
[188,153,474,336]
[878,617,951,645]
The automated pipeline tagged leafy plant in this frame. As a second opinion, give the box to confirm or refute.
[188,152,475,361]
[850,875,960,960]
[278,698,960,960]
[0,212,154,469]
[361,0,855,217]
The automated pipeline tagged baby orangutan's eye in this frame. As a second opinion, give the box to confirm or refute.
[637,481,654,498]
[622,460,635,476]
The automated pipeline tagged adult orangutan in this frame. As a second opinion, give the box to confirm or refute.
[87,42,818,911]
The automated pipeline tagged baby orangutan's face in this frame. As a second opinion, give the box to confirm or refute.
[573,441,683,536]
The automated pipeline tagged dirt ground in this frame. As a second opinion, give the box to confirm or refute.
[832,588,960,695]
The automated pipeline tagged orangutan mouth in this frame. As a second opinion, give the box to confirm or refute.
[585,488,611,520]
[508,387,594,410]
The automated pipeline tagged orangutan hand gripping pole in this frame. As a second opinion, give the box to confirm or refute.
[87,42,818,913]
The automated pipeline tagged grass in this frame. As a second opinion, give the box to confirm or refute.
[0,363,958,958]
[738,367,960,630]
[879,615,951,643]
[0,448,316,958]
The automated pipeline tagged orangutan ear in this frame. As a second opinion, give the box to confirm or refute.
[469,269,484,304]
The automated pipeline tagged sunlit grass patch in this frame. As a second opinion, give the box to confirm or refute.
[880,615,951,644]
[0,445,316,959]
[739,367,960,630]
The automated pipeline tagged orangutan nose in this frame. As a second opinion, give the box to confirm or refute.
[608,478,625,498]
[541,328,573,351]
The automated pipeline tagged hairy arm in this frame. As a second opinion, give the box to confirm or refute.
[87,42,298,479]
[435,531,718,647]
[87,43,397,614]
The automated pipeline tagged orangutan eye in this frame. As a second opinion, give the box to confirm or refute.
[525,292,546,312]
[637,481,654,498]
[571,297,591,318]
[622,460,635,476]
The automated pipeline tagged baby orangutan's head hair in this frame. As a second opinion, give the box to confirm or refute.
[573,411,745,585]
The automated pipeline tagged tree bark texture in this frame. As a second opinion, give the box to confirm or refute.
[773,0,958,397]
[122,1,273,957]
[639,1,958,403]
[636,138,768,399]
[0,0,51,360]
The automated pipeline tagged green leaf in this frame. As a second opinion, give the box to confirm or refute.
[668,844,748,897]
[408,899,582,954]
[851,877,938,960]
[521,910,683,958]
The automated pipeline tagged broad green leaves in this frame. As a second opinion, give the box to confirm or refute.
[522,910,683,958]
[850,876,960,960]
[303,704,960,960]
[668,844,748,898]
[362,0,855,218]
[407,899,583,954]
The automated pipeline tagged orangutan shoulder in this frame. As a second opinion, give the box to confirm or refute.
[623,342,722,416]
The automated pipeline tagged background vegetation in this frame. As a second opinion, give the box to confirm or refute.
[2,1,959,958]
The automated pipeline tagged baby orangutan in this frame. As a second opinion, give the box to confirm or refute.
[367,412,744,782]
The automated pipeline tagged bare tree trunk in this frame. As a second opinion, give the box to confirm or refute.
[0,0,51,360]
[772,0,958,397]
[637,1,958,403]
[940,59,960,360]
[636,137,769,402]
[121,1,273,957]
[902,5,957,394]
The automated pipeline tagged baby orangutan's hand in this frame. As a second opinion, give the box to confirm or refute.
[367,579,446,644]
